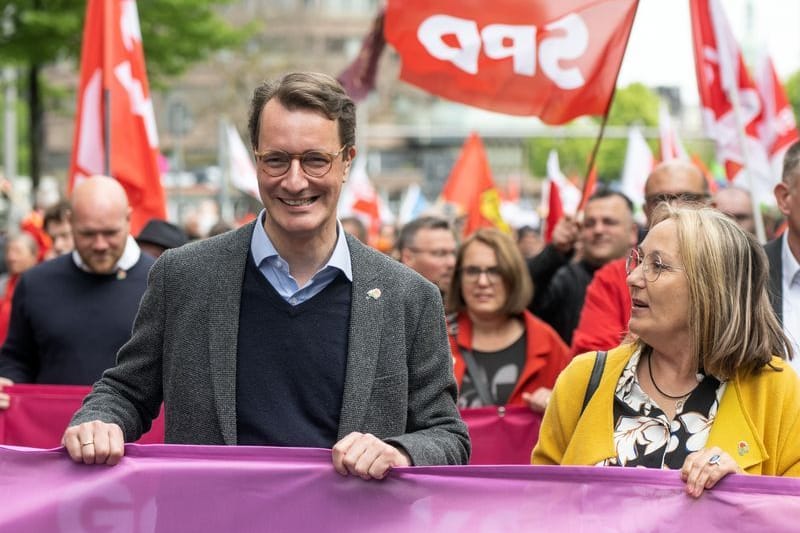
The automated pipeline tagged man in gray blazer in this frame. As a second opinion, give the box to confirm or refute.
[64,72,470,479]
[767,140,800,366]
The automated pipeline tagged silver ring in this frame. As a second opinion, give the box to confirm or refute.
[81,442,94,447]
[708,454,721,466]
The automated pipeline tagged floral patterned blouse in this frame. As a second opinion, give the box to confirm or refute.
[600,348,726,469]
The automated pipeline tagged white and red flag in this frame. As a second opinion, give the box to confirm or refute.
[384,0,639,123]
[541,149,581,242]
[338,157,394,245]
[689,0,773,208]
[68,0,166,234]
[754,52,800,176]
[658,101,689,162]
[620,126,654,212]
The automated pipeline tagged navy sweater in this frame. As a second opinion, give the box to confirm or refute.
[236,255,351,447]
[0,253,154,384]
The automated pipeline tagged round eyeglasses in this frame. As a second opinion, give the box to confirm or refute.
[626,248,683,283]
[254,146,347,177]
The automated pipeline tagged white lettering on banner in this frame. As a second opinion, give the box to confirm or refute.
[481,24,536,76]
[418,15,481,74]
[540,14,588,89]
[416,13,589,88]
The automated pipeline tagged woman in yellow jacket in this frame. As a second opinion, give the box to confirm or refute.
[533,206,800,498]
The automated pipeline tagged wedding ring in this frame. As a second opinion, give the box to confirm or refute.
[81,442,94,447]
[708,454,721,466]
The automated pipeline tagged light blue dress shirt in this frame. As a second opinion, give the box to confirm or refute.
[250,210,353,306]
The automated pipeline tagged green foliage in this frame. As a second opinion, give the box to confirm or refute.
[785,70,800,128]
[527,83,661,184]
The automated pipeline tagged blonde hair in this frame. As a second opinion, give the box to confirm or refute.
[634,205,791,379]
[446,228,533,316]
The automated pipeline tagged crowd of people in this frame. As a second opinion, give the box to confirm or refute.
[0,72,797,498]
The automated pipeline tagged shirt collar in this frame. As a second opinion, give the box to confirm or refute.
[250,209,352,281]
[781,232,800,286]
[72,235,141,273]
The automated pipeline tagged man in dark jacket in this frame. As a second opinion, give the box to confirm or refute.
[528,189,637,345]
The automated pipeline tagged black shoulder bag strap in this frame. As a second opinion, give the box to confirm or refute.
[581,350,607,414]
[461,347,496,406]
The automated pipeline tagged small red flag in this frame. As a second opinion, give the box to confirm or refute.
[68,0,166,234]
[440,133,509,237]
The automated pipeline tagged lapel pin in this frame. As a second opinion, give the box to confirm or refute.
[116,270,127,280]
[737,440,750,456]
[366,288,381,300]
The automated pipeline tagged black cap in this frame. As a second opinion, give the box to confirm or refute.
[136,219,188,250]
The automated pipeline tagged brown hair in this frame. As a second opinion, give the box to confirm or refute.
[446,228,533,316]
[247,72,355,154]
[633,205,792,379]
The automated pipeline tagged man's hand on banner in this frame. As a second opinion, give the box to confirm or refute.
[62,420,125,466]
[332,431,411,480]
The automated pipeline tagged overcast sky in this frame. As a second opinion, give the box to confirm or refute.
[617,0,800,105]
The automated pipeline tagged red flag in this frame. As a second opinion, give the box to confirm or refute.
[441,133,509,236]
[385,0,639,123]
[544,180,563,243]
[68,0,166,235]
[689,0,773,205]
[754,53,800,164]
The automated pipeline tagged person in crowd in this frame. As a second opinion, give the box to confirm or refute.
[447,228,569,413]
[713,185,756,235]
[43,200,74,259]
[0,176,154,393]
[570,160,710,355]
[208,221,234,238]
[340,216,368,243]
[397,216,458,301]
[533,205,799,497]
[0,233,39,344]
[375,223,398,257]
[766,140,800,367]
[529,189,638,345]
[516,225,544,259]
[136,218,188,258]
[64,72,469,478]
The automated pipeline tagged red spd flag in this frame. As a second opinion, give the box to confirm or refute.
[754,53,800,162]
[68,0,166,234]
[385,0,639,123]
[690,0,773,205]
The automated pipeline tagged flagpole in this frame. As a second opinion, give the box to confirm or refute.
[578,0,641,216]
[727,81,768,244]
[102,0,112,176]
[218,118,232,224]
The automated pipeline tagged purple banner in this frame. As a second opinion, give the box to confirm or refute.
[1,445,799,532]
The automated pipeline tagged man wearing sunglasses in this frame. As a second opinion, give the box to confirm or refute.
[570,160,709,356]
[64,72,469,478]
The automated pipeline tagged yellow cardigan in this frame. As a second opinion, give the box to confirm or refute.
[532,345,800,476]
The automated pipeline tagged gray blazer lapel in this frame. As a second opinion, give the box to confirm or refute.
[207,222,254,444]
[338,236,384,439]
[765,238,783,323]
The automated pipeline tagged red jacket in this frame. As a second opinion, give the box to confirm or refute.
[449,310,569,406]
[570,258,631,357]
